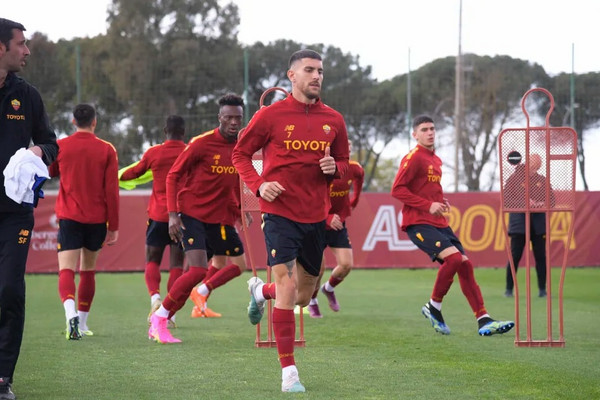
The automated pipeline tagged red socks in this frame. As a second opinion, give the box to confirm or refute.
[58,269,76,302]
[262,282,276,300]
[163,266,207,312]
[431,252,463,302]
[77,270,95,312]
[204,264,241,291]
[145,261,161,296]
[457,259,487,318]
[167,267,183,292]
[328,275,343,288]
[272,307,295,368]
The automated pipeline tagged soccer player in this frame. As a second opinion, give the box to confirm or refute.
[147,93,246,343]
[119,115,186,321]
[0,18,58,400]
[308,141,364,318]
[232,49,350,393]
[504,153,555,298]
[391,114,514,336]
[50,104,119,339]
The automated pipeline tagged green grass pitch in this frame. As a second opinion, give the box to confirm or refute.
[15,267,600,399]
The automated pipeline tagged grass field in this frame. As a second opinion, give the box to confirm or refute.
[14,267,600,399]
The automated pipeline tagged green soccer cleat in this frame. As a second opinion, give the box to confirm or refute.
[247,276,265,325]
[478,320,515,336]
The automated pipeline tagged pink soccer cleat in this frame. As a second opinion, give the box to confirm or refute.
[148,313,181,343]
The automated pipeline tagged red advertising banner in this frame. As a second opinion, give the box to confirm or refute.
[26,191,600,273]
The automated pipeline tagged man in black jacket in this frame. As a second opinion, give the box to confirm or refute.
[0,18,58,400]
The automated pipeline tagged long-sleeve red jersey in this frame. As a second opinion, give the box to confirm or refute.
[391,144,447,231]
[327,160,364,225]
[49,131,119,230]
[232,95,349,223]
[166,128,240,225]
[120,140,185,222]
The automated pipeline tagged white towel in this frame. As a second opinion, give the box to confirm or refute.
[3,148,50,205]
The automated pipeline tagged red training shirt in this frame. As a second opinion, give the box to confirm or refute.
[120,140,186,222]
[232,95,349,223]
[49,131,119,230]
[327,160,364,227]
[391,144,447,231]
[166,128,240,225]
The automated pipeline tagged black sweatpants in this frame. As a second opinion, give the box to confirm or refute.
[505,233,547,291]
[0,211,34,382]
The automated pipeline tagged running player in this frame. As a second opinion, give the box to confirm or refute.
[232,49,349,393]
[391,114,514,336]
[308,140,364,318]
[147,93,246,343]
[119,115,186,322]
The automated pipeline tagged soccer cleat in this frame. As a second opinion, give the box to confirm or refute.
[307,303,323,318]
[148,314,181,343]
[247,276,265,325]
[168,316,177,329]
[539,289,547,298]
[0,377,16,400]
[320,284,340,312]
[79,328,94,336]
[191,305,222,318]
[189,289,208,312]
[191,306,203,318]
[66,316,82,340]
[421,302,451,335]
[478,320,515,336]
[148,298,161,325]
[281,371,306,393]
[504,289,513,297]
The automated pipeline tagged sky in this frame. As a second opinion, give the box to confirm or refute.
[7,0,599,190]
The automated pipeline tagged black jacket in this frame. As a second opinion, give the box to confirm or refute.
[0,72,57,213]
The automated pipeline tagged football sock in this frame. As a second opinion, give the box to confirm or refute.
[78,270,95,312]
[262,282,276,300]
[328,275,343,288]
[63,298,77,321]
[198,283,210,296]
[429,299,442,311]
[78,310,89,329]
[457,259,487,318]
[431,252,463,301]
[144,261,161,296]
[151,293,161,304]
[58,269,76,303]
[167,267,183,292]
[205,264,241,291]
[477,315,493,328]
[309,298,318,306]
[273,307,295,368]
[163,266,207,312]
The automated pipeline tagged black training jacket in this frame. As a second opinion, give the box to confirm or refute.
[0,72,57,213]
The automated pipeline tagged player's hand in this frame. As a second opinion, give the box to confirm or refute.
[443,197,451,209]
[28,145,43,158]
[168,212,185,242]
[259,181,285,202]
[319,146,336,175]
[105,230,118,246]
[330,214,343,230]
[429,201,449,216]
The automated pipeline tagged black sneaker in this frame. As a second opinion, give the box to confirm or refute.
[539,289,547,298]
[0,377,15,400]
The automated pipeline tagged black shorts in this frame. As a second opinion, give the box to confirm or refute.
[146,219,177,248]
[325,223,351,249]
[262,213,326,276]
[179,214,243,258]
[204,223,244,259]
[57,219,107,252]
[405,224,465,263]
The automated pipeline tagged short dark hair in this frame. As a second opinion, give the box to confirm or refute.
[165,115,185,138]
[218,93,244,108]
[288,49,322,69]
[412,115,434,128]
[73,104,96,128]
[0,18,26,49]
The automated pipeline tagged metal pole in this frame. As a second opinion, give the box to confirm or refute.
[406,47,412,152]
[570,43,575,128]
[243,48,250,125]
[453,0,463,191]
